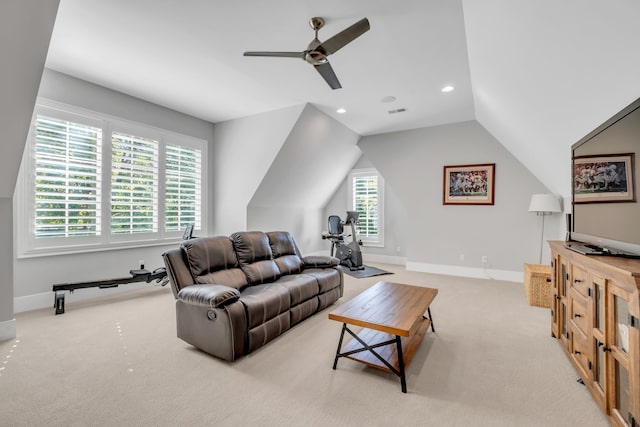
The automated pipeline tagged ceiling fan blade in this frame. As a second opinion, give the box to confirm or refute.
[243,51,305,59]
[314,62,342,90]
[318,18,370,55]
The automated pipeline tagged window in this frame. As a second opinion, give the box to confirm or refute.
[110,132,159,235]
[348,168,384,246]
[17,100,207,257]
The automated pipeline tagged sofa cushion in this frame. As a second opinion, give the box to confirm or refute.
[267,231,304,275]
[181,236,248,290]
[302,268,343,293]
[239,283,290,329]
[276,274,320,306]
[231,231,280,284]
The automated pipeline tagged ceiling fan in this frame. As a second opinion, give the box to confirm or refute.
[244,17,370,90]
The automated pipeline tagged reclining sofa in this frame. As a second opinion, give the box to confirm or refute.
[162,230,343,361]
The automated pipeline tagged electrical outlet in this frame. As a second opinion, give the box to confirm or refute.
[481,255,488,263]
[459,253,465,261]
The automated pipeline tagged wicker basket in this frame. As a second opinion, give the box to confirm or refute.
[524,263,552,308]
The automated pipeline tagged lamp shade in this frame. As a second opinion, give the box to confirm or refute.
[528,194,562,213]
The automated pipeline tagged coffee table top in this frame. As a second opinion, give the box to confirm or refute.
[328,281,438,337]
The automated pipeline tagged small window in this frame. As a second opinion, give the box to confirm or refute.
[348,168,384,246]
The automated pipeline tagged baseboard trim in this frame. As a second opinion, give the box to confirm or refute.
[14,282,151,314]
[0,318,16,341]
[363,254,406,265]
[406,261,523,283]
[306,251,405,266]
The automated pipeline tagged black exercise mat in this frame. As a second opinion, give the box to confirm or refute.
[343,265,393,279]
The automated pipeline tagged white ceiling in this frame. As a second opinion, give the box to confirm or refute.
[44,0,640,197]
[45,0,474,136]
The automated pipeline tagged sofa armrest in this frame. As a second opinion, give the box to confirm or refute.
[177,284,240,308]
[302,255,340,269]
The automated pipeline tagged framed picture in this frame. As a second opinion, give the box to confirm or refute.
[573,153,635,203]
[443,163,495,205]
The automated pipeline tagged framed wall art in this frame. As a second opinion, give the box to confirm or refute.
[443,163,495,205]
[573,153,635,203]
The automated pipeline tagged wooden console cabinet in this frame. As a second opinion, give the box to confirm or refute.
[549,241,640,427]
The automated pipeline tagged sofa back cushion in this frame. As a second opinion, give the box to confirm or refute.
[231,231,281,284]
[181,236,248,290]
[266,231,304,275]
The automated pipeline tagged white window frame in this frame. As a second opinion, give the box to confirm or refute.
[16,98,208,258]
[348,168,384,247]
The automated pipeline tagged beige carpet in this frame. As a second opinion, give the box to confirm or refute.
[1,264,609,426]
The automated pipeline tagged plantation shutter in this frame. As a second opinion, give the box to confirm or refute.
[34,115,102,238]
[110,132,159,234]
[352,174,379,239]
[164,144,202,231]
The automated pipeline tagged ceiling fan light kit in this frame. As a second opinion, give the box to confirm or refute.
[243,17,370,90]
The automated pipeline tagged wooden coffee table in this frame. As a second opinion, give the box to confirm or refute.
[328,281,437,393]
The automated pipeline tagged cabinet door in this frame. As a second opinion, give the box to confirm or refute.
[607,285,639,427]
[558,258,570,350]
[591,275,607,412]
[551,258,560,337]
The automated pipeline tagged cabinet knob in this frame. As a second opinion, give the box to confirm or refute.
[574,313,581,318]
[574,279,583,283]
[574,350,581,355]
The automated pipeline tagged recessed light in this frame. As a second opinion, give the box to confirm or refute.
[441,85,454,93]
[381,96,397,103]
[336,108,346,114]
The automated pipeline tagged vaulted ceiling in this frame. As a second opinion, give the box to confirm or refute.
[44,0,640,197]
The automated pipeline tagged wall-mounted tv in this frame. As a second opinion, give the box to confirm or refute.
[569,96,640,258]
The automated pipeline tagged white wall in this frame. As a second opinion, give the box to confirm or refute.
[352,120,561,277]
[247,104,361,253]
[211,105,304,236]
[0,199,15,339]
[0,0,59,339]
[13,70,216,312]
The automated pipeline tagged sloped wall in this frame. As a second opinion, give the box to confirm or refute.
[0,0,59,339]
[247,104,361,253]
[463,0,640,197]
[211,105,304,236]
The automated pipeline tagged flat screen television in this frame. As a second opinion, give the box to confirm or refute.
[568,96,640,258]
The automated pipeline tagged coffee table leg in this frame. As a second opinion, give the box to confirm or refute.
[427,307,435,332]
[333,323,347,369]
[395,335,407,393]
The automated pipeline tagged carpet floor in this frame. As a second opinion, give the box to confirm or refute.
[0,264,609,426]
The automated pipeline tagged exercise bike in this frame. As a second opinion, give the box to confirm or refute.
[322,211,364,271]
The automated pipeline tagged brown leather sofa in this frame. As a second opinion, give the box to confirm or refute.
[162,230,343,361]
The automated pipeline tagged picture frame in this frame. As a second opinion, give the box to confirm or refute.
[573,153,635,203]
[443,163,495,205]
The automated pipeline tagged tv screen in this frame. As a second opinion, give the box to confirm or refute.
[571,96,640,256]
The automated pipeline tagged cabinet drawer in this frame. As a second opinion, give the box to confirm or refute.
[570,289,589,335]
[570,328,591,379]
[571,265,591,297]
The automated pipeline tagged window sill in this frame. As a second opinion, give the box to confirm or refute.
[17,238,184,259]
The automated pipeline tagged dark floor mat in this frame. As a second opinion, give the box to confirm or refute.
[343,265,393,278]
